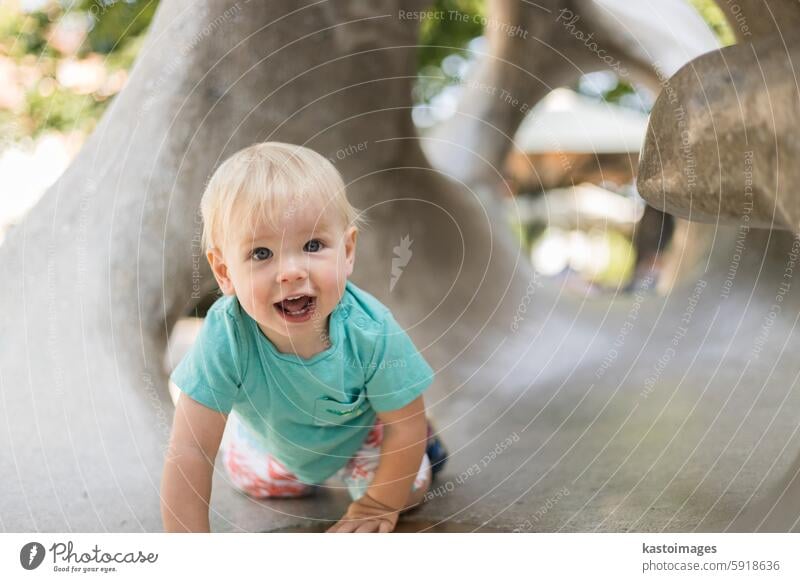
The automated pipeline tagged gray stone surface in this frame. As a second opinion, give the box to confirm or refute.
[637,36,800,230]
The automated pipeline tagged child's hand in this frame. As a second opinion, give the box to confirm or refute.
[326,493,400,533]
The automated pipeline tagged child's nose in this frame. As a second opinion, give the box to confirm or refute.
[276,259,308,283]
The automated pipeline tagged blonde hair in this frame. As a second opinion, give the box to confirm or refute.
[200,142,363,252]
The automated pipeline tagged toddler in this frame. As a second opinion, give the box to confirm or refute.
[161,142,445,533]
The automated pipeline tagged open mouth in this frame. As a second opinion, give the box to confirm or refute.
[274,295,316,323]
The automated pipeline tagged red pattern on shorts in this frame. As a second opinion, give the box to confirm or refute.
[224,441,313,498]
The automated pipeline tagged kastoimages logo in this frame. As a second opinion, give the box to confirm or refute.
[20,542,46,570]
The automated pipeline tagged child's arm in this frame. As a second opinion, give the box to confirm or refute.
[161,392,227,532]
[327,395,428,533]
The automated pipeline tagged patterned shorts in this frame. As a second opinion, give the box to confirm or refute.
[222,412,431,501]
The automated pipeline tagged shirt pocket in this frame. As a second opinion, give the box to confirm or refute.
[312,390,370,427]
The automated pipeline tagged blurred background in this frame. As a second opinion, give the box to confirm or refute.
[0,0,733,293]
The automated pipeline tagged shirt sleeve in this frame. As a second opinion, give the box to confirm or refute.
[365,312,435,412]
[170,306,244,414]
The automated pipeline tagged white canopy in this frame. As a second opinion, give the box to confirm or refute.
[513,88,650,154]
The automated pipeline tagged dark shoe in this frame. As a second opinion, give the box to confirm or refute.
[426,423,448,477]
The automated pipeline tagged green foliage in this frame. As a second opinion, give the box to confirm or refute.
[24,84,101,134]
[102,28,146,70]
[0,0,158,141]
[601,81,636,105]
[77,0,158,55]
[413,0,485,108]
[417,0,484,72]
[688,0,735,46]
[0,5,54,58]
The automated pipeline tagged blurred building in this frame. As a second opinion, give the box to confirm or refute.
[506,87,647,195]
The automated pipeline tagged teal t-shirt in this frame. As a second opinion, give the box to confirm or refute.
[170,280,435,484]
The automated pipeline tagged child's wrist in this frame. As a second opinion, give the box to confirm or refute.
[363,484,409,512]
[359,492,401,513]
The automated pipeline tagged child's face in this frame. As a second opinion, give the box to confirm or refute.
[208,198,357,352]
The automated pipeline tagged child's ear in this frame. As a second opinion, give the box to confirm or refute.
[344,226,357,277]
[207,248,235,295]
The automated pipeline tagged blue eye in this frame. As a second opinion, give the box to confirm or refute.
[304,239,324,253]
[251,247,273,261]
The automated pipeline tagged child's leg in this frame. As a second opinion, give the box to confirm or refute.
[337,422,432,510]
[222,412,315,498]
[401,455,432,510]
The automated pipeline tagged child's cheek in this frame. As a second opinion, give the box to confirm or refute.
[326,265,347,292]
